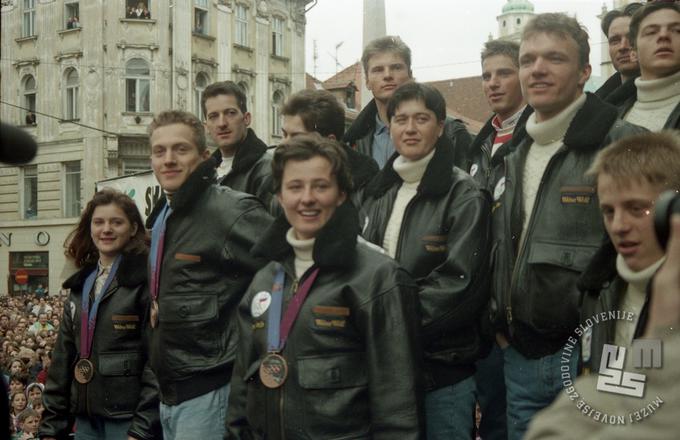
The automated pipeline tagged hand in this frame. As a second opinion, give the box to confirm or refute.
[127,436,139,440]
[647,214,680,338]
[496,332,509,349]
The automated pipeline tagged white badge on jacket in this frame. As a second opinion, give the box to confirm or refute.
[251,291,272,318]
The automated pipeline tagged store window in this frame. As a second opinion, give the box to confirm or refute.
[9,252,49,297]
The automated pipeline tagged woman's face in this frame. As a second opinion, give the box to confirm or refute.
[277,156,346,240]
[10,360,23,374]
[22,415,40,433]
[90,203,137,261]
[28,386,42,401]
[11,393,27,412]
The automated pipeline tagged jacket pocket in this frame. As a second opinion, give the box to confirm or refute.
[297,352,370,439]
[97,351,142,417]
[160,292,220,369]
[520,241,598,334]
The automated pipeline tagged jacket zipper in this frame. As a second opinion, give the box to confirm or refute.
[504,147,566,332]
[394,193,419,261]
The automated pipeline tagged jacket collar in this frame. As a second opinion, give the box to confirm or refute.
[517,93,619,154]
[342,143,379,189]
[145,157,217,228]
[62,252,148,291]
[577,239,618,293]
[343,99,378,143]
[211,128,268,175]
[605,75,638,110]
[251,201,358,270]
[364,134,455,198]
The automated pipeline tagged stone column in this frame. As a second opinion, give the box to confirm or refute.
[361,0,386,108]
[254,6,270,136]
[216,2,233,81]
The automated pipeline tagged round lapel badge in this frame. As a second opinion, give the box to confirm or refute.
[74,358,94,384]
[259,353,288,388]
[251,291,272,318]
[470,164,479,177]
[494,177,506,201]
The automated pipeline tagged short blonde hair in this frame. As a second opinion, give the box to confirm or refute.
[587,131,680,191]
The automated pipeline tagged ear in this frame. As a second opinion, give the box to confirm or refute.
[130,223,139,237]
[244,112,252,127]
[437,120,445,138]
[276,192,283,207]
[201,149,211,160]
[327,134,336,140]
[578,63,592,88]
[630,49,638,64]
[337,191,347,206]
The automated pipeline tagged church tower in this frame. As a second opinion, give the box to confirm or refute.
[497,0,535,42]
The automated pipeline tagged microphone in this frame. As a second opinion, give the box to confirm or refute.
[0,122,38,164]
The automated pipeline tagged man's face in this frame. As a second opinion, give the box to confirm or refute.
[204,94,251,154]
[390,99,444,161]
[282,114,310,141]
[150,123,209,193]
[0,316,8,328]
[634,8,680,80]
[519,32,591,122]
[38,314,47,325]
[608,16,639,78]
[482,54,525,120]
[365,51,412,103]
[598,173,665,272]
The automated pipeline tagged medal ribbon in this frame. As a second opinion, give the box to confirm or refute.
[266,264,320,352]
[79,255,121,359]
[149,203,172,301]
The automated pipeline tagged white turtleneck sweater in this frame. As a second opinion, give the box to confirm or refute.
[624,69,680,131]
[521,93,586,245]
[286,228,315,279]
[216,154,235,179]
[614,254,665,348]
[382,149,435,258]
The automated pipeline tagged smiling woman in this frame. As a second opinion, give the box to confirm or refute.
[39,189,161,440]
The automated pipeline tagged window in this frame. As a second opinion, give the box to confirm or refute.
[23,0,36,37]
[125,58,150,112]
[23,165,38,219]
[272,17,284,56]
[65,1,80,29]
[118,137,151,175]
[194,0,208,35]
[235,4,248,46]
[194,73,209,120]
[64,162,81,217]
[23,75,36,125]
[271,91,283,136]
[64,69,79,120]
[126,0,151,19]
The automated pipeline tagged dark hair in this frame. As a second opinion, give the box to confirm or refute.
[629,1,680,48]
[271,134,352,195]
[10,373,28,386]
[281,90,345,139]
[522,13,590,68]
[386,82,447,122]
[601,3,644,36]
[148,110,207,153]
[201,81,248,117]
[64,189,147,268]
[481,39,520,67]
[361,35,412,78]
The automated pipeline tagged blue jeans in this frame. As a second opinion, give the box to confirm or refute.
[504,344,578,440]
[425,376,476,440]
[160,383,230,440]
[75,416,131,440]
[474,343,507,440]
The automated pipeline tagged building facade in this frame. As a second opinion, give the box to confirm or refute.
[0,0,311,296]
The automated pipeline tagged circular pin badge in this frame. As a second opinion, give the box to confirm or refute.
[494,177,506,201]
[74,358,94,384]
[251,291,272,318]
[470,164,479,177]
[259,353,288,388]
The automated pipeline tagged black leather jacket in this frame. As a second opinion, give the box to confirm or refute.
[213,128,274,205]
[577,241,650,374]
[227,202,425,440]
[344,98,474,170]
[468,106,532,192]
[490,93,648,359]
[146,158,272,405]
[605,75,680,129]
[358,136,491,390]
[39,253,161,440]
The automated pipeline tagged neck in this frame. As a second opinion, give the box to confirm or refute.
[375,99,389,125]
[220,145,237,158]
[640,66,680,81]
[496,103,526,123]
[535,91,583,123]
[98,253,117,267]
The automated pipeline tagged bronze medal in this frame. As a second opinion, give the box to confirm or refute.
[150,299,159,328]
[259,353,288,388]
[74,358,94,384]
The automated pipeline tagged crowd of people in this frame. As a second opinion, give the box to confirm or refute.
[2,1,680,439]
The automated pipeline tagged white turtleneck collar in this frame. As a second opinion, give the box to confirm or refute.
[286,228,315,279]
[526,93,587,146]
[616,254,666,292]
[393,148,435,184]
[635,69,680,104]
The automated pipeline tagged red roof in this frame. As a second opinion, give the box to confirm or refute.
[426,76,491,134]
